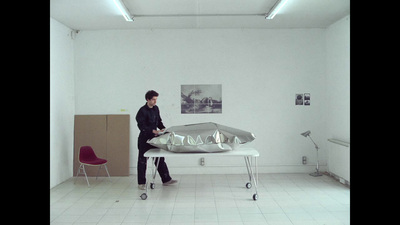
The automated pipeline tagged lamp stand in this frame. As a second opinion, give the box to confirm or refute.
[307,135,323,177]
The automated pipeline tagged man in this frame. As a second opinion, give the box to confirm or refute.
[135,90,177,190]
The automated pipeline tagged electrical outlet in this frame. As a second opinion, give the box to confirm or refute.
[302,156,307,165]
[200,157,205,166]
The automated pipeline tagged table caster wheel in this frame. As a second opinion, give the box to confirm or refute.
[140,193,147,200]
[246,182,252,189]
[150,183,155,189]
[252,194,258,201]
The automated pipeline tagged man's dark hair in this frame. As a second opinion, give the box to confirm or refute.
[145,90,159,100]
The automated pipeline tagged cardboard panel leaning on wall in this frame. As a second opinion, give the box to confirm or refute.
[106,115,130,176]
[74,115,130,177]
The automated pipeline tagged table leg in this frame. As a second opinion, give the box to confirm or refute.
[244,156,253,189]
[151,157,161,189]
[244,156,258,200]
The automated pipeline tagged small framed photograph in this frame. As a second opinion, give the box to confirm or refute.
[304,93,310,106]
[295,94,303,105]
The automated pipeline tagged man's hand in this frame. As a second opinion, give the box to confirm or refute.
[152,129,165,136]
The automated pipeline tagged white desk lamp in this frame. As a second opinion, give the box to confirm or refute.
[301,130,323,177]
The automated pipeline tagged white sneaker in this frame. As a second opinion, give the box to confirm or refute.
[138,184,146,190]
[163,179,178,186]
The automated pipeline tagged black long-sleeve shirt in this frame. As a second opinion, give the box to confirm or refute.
[135,103,165,142]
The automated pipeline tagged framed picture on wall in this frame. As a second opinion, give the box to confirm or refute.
[295,94,303,105]
[304,93,310,106]
[181,84,222,114]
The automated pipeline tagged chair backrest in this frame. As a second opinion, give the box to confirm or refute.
[79,146,99,162]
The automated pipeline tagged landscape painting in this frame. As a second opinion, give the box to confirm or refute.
[181,84,222,114]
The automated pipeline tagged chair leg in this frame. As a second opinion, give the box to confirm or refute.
[74,164,82,184]
[74,164,90,187]
[104,164,111,182]
[95,164,111,182]
[96,165,102,180]
[82,164,90,187]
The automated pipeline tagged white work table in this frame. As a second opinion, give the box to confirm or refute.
[141,147,260,201]
[144,147,259,158]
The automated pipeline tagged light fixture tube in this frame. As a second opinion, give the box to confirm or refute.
[113,0,134,21]
[265,0,288,19]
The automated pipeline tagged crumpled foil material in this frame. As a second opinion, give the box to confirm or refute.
[147,122,256,153]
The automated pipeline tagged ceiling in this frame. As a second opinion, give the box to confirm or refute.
[50,0,350,30]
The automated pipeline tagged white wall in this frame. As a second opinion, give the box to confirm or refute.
[73,28,328,174]
[50,17,75,188]
[326,15,350,142]
[326,15,350,182]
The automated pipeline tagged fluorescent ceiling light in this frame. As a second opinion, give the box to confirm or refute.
[113,0,134,21]
[265,0,288,19]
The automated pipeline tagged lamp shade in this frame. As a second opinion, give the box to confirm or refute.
[300,130,311,137]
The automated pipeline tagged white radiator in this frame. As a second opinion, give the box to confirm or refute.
[327,138,350,185]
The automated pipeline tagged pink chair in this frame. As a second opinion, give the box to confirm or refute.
[74,146,111,186]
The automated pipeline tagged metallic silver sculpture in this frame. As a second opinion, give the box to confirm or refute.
[147,122,256,153]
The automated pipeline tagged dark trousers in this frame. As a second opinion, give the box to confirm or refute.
[137,139,172,185]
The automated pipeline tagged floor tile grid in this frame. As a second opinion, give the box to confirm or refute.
[52,176,134,224]
[50,173,349,225]
[273,174,349,225]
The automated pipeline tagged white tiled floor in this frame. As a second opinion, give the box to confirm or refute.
[50,173,350,225]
